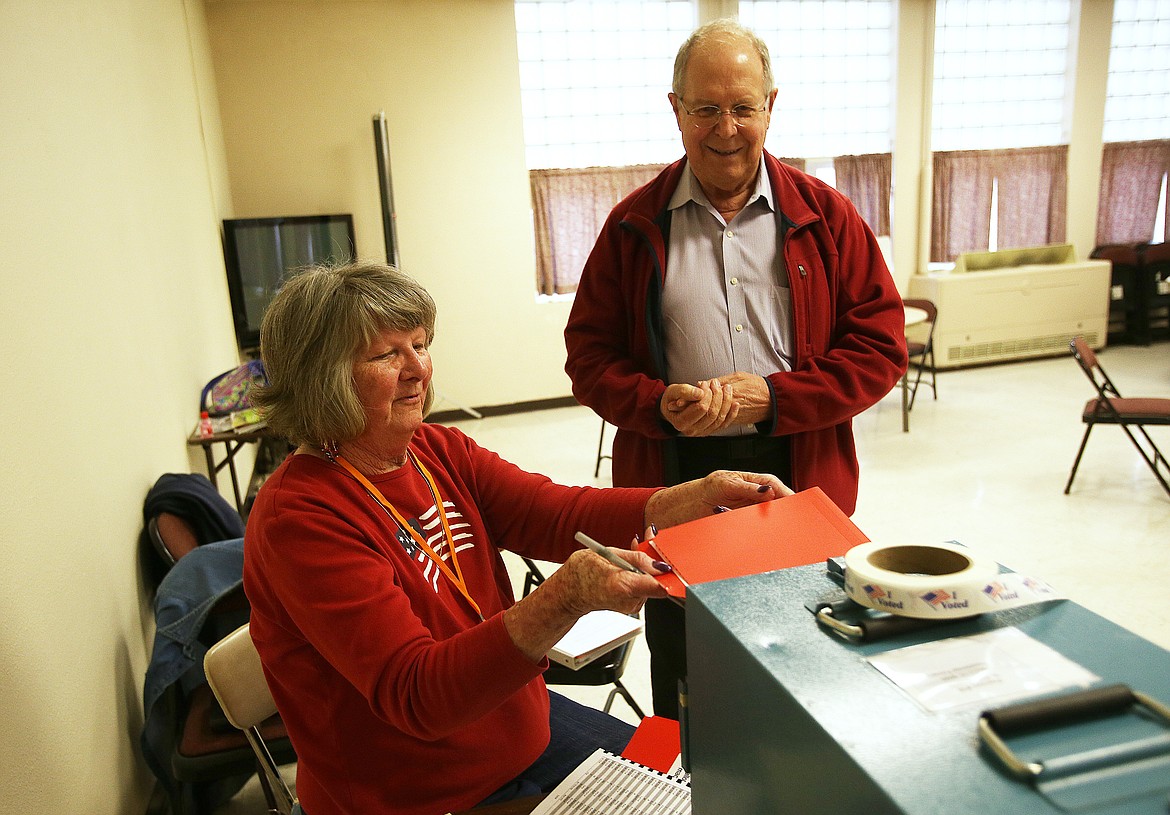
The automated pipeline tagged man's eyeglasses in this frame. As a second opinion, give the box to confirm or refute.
[680,101,767,129]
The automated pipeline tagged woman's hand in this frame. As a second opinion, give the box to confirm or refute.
[643,469,794,530]
[502,546,670,663]
[544,548,668,617]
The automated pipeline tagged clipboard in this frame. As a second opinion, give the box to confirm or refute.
[637,487,868,600]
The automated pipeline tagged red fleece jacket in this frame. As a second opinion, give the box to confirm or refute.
[565,152,907,513]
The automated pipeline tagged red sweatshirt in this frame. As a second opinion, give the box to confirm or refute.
[244,423,654,815]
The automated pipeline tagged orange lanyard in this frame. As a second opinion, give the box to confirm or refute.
[331,451,484,621]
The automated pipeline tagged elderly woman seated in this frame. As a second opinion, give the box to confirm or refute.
[243,261,790,815]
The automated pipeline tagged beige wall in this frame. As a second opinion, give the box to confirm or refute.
[0,3,568,813]
[0,1,239,812]
[206,0,575,412]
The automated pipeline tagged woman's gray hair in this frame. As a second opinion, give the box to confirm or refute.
[672,18,775,99]
[254,260,437,448]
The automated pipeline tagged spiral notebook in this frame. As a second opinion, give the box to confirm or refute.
[530,748,691,814]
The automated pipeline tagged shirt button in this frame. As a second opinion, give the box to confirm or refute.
[735,324,743,332]
[730,277,738,286]
[725,229,734,238]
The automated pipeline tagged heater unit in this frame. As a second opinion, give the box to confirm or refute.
[908,244,1111,369]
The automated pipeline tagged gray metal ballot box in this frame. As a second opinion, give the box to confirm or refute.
[686,563,1170,814]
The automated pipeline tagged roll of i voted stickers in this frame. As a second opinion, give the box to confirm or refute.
[843,542,1061,620]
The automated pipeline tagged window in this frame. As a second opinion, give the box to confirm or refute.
[1103,0,1170,144]
[931,0,1072,152]
[519,0,899,294]
[929,1,1073,260]
[721,2,896,234]
[516,0,696,294]
[740,0,895,159]
[514,0,695,170]
[1098,0,1170,245]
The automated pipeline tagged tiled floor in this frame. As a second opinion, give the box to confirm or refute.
[214,340,1170,812]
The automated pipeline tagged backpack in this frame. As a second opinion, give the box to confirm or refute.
[199,359,267,417]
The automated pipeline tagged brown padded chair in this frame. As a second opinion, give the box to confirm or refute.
[148,512,201,567]
[157,584,296,815]
[144,531,294,815]
[1064,336,1170,498]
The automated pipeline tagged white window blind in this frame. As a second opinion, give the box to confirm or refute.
[740,0,895,159]
[1103,0,1170,143]
[514,0,695,169]
[931,0,1072,151]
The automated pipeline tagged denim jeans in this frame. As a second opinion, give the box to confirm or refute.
[476,690,635,806]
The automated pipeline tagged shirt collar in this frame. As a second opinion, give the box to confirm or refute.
[668,155,774,213]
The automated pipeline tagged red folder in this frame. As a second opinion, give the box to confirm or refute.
[638,487,868,600]
[621,715,681,773]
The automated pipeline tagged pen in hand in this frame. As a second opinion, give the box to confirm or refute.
[574,531,645,574]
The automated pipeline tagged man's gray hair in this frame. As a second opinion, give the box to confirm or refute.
[672,18,775,99]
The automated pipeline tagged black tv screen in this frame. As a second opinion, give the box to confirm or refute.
[222,214,356,349]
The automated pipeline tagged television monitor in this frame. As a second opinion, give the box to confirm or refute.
[221,214,356,350]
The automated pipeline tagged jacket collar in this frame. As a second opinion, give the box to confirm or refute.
[623,151,821,234]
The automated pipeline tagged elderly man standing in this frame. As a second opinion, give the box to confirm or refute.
[564,19,907,719]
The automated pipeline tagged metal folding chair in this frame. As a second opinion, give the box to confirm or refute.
[1064,336,1170,497]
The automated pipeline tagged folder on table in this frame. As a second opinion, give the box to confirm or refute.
[637,487,868,600]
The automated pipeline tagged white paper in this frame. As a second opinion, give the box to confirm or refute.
[530,749,690,815]
[866,627,1100,713]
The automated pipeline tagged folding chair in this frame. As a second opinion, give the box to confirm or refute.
[141,537,298,815]
[594,418,612,478]
[204,624,301,815]
[206,624,615,815]
[901,298,938,412]
[1064,336,1170,497]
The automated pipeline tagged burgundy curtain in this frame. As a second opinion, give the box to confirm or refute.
[834,152,892,236]
[993,145,1068,251]
[530,164,666,295]
[1096,139,1170,246]
[931,146,1067,262]
[931,150,995,262]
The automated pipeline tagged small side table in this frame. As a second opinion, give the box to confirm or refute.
[187,423,272,514]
